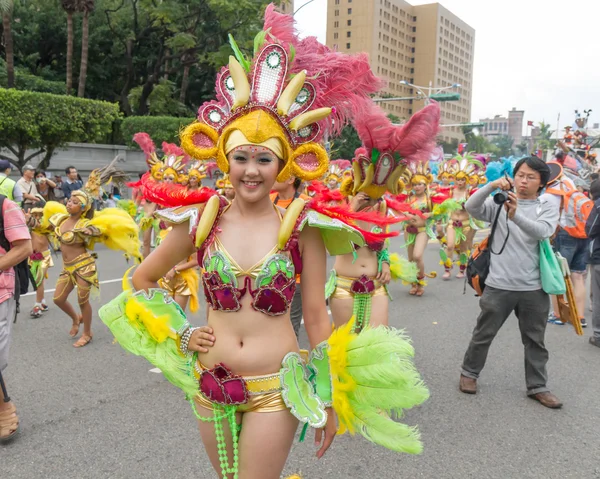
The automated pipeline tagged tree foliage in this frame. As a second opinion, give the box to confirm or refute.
[0,88,121,170]
[121,115,195,148]
[490,135,514,158]
[8,0,270,116]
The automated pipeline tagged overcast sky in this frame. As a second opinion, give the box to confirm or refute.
[293,0,599,133]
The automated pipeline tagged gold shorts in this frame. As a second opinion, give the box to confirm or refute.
[54,252,99,302]
[331,273,387,300]
[194,362,287,414]
[159,273,192,297]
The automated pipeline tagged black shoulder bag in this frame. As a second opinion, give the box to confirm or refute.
[465,205,510,296]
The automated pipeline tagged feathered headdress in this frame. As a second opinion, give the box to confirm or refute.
[72,157,129,214]
[132,133,187,183]
[343,100,440,199]
[450,153,487,185]
[187,160,207,181]
[325,159,352,188]
[216,174,233,190]
[401,160,434,188]
[179,3,383,184]
[437,157,456,182]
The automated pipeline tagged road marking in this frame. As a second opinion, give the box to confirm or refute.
[22,277,125,297]
[149,368,162,374]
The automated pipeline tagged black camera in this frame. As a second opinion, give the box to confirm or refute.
[493,190,510,205]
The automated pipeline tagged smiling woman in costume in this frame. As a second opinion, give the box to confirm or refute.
[100,6,429,479]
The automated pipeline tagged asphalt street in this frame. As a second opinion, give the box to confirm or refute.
[2,232,599,479]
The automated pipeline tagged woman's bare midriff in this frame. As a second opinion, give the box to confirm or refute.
[31,233,49,253]
[198,294,299,376]
[333,246,378,278]
[451,209,469,223]
[61,242,88,262]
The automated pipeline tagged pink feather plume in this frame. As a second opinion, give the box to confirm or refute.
[133,132,156,159]
[388,102,441,164]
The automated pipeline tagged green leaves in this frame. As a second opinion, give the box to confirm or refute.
[0,88,120,168]
[121,115,195,148]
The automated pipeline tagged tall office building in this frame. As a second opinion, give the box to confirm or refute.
[326,0,475,143]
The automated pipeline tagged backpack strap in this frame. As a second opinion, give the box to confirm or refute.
[489,205,509,255]
[0,195,9,252]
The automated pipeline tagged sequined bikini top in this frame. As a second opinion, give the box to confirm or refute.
[200,206,296,316]
[49,214,87,246]
[409,196,431,214]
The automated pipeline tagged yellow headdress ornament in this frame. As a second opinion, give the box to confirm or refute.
[187,160,207,181]
[179,5,382,185]
[215,174,233,190]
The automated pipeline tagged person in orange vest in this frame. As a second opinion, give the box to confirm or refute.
[270,177,309,338]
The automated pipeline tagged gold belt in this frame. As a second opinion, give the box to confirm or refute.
[196,361,281,395]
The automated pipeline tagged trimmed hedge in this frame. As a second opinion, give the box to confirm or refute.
[121,116,196,147]
[0,88,121,168]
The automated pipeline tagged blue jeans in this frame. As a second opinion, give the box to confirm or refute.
[553,229,589,273]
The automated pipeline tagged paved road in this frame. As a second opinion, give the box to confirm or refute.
[2,233,599,479]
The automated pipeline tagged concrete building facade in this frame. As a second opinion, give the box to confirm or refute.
[326,0,475,143]
[480,107,524,144]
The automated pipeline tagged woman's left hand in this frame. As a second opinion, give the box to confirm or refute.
[315,407,337,459]
[188,326,215,353]
[377,262,391,284]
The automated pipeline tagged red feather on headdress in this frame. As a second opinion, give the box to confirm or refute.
[140,178,216,208]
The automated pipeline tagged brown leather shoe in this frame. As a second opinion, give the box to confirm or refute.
[459,375,477,394]
[529,391,563,409]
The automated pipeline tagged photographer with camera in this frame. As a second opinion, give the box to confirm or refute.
[459,157,563,409]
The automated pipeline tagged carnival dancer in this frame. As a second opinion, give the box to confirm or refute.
[26,207,54,318]
[39,160,141,347]
[324,160,351,190]
[99,7,429,478]
[433,158,456,241]
[398,160,444,296]
[216,173,235,201]
[131,134,187,257]
[439,155,487,280]
[188,160,207,191]
[331,101,440,326]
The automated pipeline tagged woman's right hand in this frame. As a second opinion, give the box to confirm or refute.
[188,326,215,353]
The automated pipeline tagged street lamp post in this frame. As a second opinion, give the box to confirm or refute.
[399,80,461,105]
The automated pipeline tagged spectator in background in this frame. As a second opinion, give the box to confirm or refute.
[61,166,83,201]
[35,171,57,202]
[584,179,600,349]
[16,165,40,212]
[53,175,65,203]
[0,160,23,203]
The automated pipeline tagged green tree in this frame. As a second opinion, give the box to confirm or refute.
[515,140,528,156]
[0,0,14,88]
[121,115,195,147]
[536,121,555,156]
[440,138,459,155]
[0,88,121,170]
[490,135,514,158]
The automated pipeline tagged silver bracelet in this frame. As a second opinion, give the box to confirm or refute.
[179,326,198,355]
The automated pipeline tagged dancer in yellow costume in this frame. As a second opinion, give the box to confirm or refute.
[38,160,142,347]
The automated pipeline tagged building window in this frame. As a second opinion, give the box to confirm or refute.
[347,19,351,26]
[335,0,340,4]
[334,33,338,39]
[335,9,339,16]
[412,26,416,32]
[348,8,352,14]
[347,31,351,37]
[334,21,339,28]
[346,42,351,49]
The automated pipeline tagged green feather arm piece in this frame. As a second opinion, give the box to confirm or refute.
[432,198,463,219]
[307,342,333,407]
[280,352,328,428]
[389,253,418,283]
[98,289,198,398]
[333,325,430,454]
